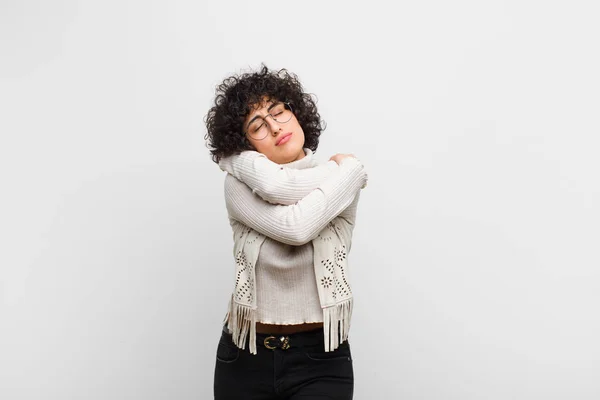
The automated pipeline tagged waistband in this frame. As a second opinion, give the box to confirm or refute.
[222,324,327,349]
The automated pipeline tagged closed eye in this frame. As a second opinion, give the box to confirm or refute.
[253,122,266,132]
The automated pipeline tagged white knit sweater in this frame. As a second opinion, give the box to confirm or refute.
[220,148,365,326]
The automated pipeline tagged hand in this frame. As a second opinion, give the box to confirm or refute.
[330,153,367,189]
[329,153,356,165]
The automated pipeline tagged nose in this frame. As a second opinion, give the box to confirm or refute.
[265,116,282,134]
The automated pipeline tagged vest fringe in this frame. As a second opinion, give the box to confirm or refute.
[322,297,353,352]
[225,296,258,355]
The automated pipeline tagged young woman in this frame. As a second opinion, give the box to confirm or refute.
[204,65,368,399]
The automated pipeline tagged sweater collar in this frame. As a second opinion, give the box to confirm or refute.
[279,148,317,170]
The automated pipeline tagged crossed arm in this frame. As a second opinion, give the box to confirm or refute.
[221,151,367,246]
[219,150,342,205]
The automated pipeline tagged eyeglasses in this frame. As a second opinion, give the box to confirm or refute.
[244,102,294,141]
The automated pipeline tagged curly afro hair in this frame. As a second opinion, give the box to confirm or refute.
[204,64,325,164]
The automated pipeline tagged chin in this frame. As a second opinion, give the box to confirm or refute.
[290,142,303,152]
[278,139,299,151]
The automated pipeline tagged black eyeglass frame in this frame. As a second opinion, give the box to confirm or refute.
[243,102,294,140]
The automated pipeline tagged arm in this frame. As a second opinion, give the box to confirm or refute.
[224,156,368,246]
[219,150,340,205]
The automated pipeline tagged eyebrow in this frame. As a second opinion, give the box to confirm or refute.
[246,102,279,127]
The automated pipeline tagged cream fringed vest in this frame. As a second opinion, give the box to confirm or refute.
[222,217,354,355]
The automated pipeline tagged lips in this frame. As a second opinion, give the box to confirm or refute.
[276,132,293,145]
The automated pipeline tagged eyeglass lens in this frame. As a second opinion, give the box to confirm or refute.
[247,103,293,139]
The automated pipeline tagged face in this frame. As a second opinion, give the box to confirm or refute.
[243,97,306,164]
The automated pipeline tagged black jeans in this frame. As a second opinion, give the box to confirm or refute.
[214,325,354,399]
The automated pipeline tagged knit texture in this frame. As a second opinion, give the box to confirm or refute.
[219,148,367,354]
[255,238,323,324]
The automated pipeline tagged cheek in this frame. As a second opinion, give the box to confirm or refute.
[253,142,268,153]
[253,139,277,155]
[293,121,305,137]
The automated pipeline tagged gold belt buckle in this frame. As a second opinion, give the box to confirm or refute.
[264,335,290,350]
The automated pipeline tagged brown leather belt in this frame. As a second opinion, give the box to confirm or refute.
[255,322,323,335]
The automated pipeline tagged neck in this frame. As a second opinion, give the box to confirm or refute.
[293,149,306,162]
[280,148,313,169]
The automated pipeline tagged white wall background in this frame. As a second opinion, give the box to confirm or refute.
[1,0,599,399]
